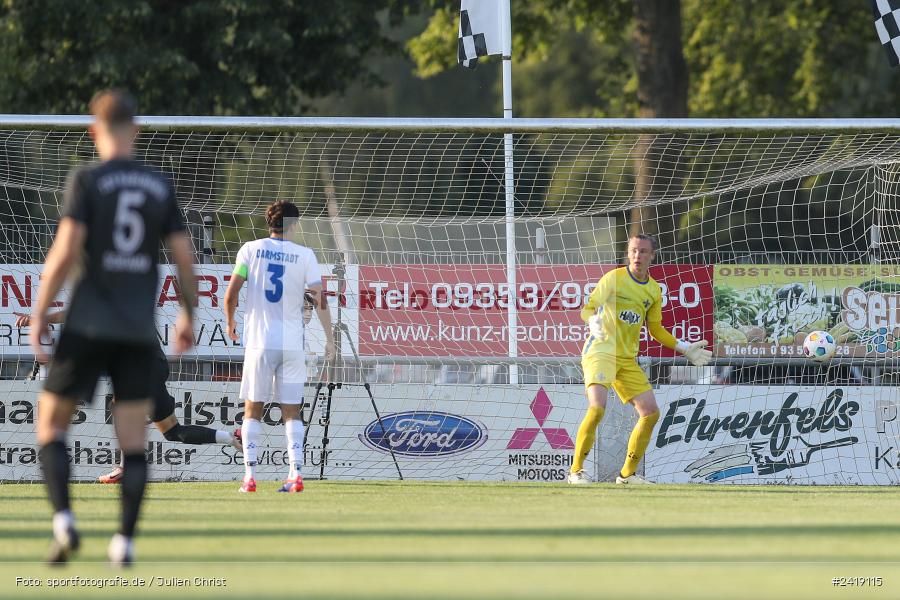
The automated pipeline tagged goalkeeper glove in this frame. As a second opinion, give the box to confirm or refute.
[676,339,712,367]
[588,314,603,339]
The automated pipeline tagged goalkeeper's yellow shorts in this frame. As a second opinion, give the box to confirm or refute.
[581,351,651,403]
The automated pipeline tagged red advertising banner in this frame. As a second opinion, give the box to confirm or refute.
[358,265,712,357]
[0,264,348,358]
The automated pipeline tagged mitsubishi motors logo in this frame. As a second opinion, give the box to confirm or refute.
[507,387,574,450]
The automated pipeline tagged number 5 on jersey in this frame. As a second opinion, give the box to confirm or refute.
[114,190,145,254]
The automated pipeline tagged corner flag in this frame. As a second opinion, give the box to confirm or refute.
[456,0,518,380]
[458,0,504,69]
[873,0,900,67]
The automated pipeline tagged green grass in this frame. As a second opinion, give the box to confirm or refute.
[1,481,899,599]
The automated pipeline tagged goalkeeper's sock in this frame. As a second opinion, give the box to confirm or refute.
[620,411,660,478]
[571,406,604,473]
[241,418,261,481]
[285,418,305,479]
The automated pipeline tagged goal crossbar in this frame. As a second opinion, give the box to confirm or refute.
[3,116,900,133]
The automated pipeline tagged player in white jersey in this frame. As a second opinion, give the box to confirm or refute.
[224,200,335,493]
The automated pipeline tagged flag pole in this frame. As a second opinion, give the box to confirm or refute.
[501,0,518,385]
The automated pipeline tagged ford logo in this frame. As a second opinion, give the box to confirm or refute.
[360,411,487,458]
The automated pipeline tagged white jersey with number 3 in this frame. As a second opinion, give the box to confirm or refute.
[233,237,323,351]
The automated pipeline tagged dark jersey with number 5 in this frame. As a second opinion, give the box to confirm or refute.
[61,158,184,344]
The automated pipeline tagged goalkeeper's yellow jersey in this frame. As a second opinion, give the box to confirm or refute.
[581,267,675,359]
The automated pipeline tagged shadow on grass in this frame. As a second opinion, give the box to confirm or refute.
[6,523,900,540]
[0,491,196,502]
[4,554,900,565]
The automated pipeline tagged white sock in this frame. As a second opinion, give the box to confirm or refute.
[215,430,233,445]
[241,418,261,480]
[108,533,132,563]
[52,510,74,543]
[285,418,305,480]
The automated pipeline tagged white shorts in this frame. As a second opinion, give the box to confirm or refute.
[239,348,306,404]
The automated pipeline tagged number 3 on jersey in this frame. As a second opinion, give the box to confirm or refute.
[265,263,285,302]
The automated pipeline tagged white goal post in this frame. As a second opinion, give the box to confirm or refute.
[1,116,899,485]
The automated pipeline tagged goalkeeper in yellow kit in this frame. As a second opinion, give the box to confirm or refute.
[568,235,711,484]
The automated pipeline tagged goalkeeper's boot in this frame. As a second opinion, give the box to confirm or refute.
[277,476,304,493]
[239,477,257,493]
[615,472,653,485]
[47,511,80,566]
[98,465,124,484]
[230,428,243,451]
[107,533,133,568]
[566,470,591,485]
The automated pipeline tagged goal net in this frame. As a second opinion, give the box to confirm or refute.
[0,118,897,484]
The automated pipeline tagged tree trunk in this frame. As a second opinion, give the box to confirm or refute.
[628,0,688,251]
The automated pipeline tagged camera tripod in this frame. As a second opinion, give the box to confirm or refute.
[303,256,403,480]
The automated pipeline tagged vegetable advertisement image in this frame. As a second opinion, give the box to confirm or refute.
[713,265,900,359]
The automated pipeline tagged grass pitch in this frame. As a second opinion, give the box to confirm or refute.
[1,481,899,599]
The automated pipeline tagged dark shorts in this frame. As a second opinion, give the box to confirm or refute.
[150,353,176,422]
[44,331,156,404]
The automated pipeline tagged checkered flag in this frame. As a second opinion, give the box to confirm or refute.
[874,0,900,67]
[458,0,503,69]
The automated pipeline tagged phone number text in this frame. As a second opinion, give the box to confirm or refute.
[361,281,703,311]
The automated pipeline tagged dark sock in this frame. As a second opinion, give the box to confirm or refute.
[39,441,70,512]
[163,424,217,444]
[120,453,148,538]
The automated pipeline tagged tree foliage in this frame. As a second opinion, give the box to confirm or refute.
[408,0,900,119]
[0,0,419,115]
[683,1,896,117]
